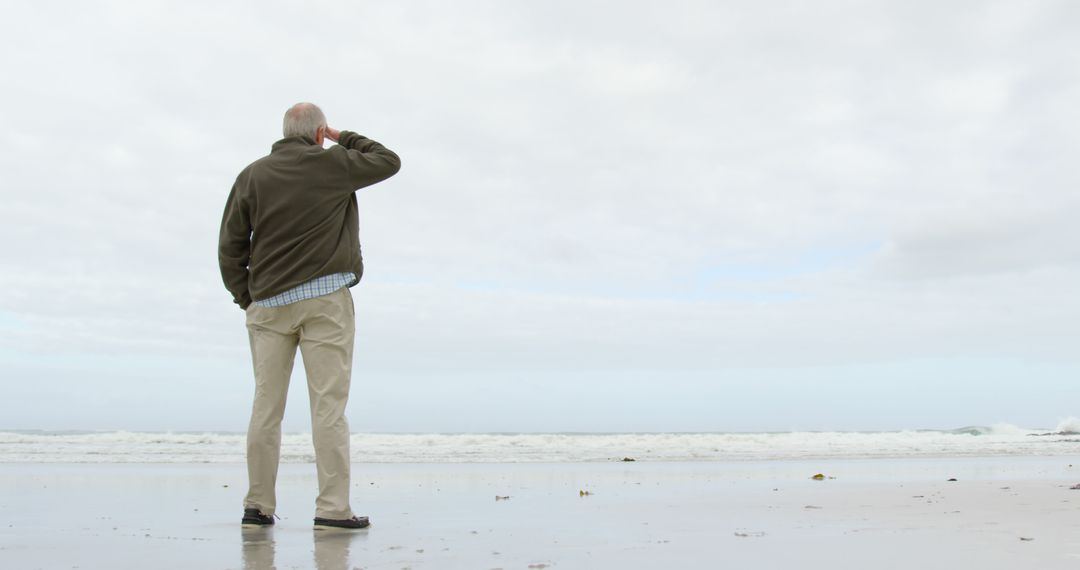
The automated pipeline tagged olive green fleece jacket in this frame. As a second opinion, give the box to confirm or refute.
[218,131,401,310]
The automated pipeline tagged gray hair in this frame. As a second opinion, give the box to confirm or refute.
[282,102,326,139]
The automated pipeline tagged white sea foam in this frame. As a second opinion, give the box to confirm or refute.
[1055,417,1080,434]
[1,427,1078,463]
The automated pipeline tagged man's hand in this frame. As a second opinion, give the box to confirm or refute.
[324,126,341,143]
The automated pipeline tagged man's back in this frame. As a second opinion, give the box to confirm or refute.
[219,130,400,309]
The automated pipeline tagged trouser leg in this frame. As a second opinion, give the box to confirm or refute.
[244,304,299,517]
[297,288,355,519]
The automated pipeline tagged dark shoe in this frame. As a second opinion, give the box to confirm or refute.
[313,515,370,530]
[242,508,275,527]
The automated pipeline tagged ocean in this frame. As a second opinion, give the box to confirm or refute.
[2,420,1079,463]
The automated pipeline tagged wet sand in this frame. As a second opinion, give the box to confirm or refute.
[2,457,1079,569]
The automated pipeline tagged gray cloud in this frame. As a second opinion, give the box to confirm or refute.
[1,0,1078,430]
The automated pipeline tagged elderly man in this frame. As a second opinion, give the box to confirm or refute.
[219,102,400,530]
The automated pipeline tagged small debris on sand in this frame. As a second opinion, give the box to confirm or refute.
[579,490,593,497]
[810,473,836,480]
[804,505,823,510]
[734,531,767,538]
[622,457,636,462]
[495,495,511,501]
[947,478,958,482]
[1020,537,1035,541]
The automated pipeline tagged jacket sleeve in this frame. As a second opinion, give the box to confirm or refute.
[218,179,253,310]
[336,130,402,190]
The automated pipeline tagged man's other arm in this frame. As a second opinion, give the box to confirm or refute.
[218,181,253,310]
[333,129,402,190]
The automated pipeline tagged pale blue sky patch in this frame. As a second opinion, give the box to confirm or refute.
[0,311,28,331]
[695,241,884,282]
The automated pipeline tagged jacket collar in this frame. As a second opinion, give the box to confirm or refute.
[271,136,318,152]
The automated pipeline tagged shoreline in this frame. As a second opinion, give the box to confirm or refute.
[3,429,1079,464]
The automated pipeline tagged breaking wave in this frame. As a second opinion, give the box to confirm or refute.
[1,424,1078,463]
[1055,417,1080,434]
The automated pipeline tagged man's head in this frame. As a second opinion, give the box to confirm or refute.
[283,102,327,144]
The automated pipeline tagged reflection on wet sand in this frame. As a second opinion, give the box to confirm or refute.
[241,526,367,570]
[314,529,365,570]
[241,527,275,570]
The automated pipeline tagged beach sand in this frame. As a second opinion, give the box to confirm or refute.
[2,457,1079,569]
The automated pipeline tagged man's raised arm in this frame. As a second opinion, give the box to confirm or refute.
[327,127,401,190]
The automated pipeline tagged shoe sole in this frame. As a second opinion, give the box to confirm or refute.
[313,522,371,531]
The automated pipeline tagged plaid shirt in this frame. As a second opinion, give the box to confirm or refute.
[252,272,356,308]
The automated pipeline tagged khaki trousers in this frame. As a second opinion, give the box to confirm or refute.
[243,287,355,519]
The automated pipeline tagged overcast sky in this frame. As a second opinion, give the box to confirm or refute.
[1,1,1078,433]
